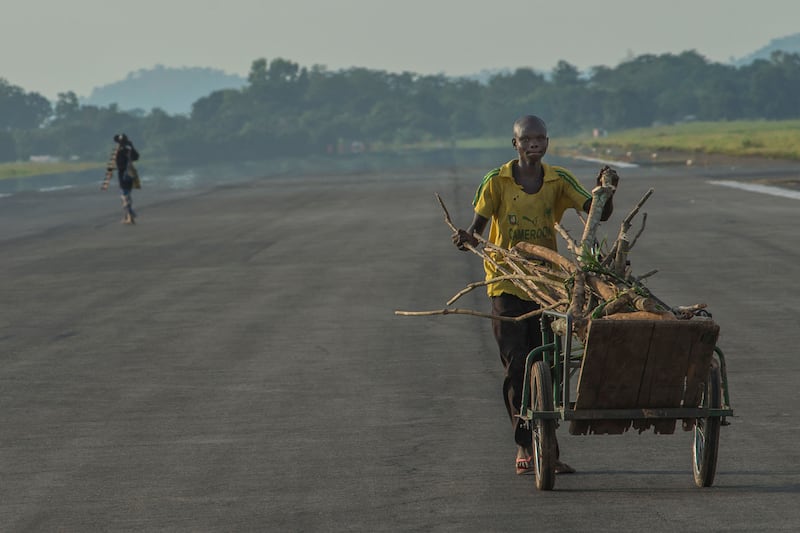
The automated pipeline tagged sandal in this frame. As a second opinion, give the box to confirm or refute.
[515,456,535,475]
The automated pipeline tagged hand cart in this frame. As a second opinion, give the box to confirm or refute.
[520,310,733,490]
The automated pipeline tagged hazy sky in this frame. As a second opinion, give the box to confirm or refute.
[3,0,799,99]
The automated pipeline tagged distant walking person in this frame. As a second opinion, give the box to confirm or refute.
[103,133,140,224]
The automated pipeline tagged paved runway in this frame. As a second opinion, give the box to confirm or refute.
[1,156,799,531]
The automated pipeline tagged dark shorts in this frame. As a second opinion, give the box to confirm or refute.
[491,293,542,446]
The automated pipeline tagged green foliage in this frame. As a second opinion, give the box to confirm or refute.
[0,130,16,162]
[4,52,800,166]
[563,119,800,160]
[0,78,52,130]
[0,161,103,181]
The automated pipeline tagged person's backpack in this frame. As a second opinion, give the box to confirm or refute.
[125,161,141,189]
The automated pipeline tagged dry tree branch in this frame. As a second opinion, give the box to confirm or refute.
[493,254,557,304]
[580,167,617,249]
[395,300,568,322]
[601,242,618,269]
[469,238,567,303]
[506,255,569,286]
[436,193,546,301]
[420,181,704,325]
[554,222,581,258]
[636,269,658,281]
[435,192,460,235]
[629,212,648,251]
[597,290,634,317]
[631,294,662,313]
[483,245,567,304]
[395,308,515,320]
[613,188,653,271]
[672,303,708,319]
[603,188,653,267]
[447,274,567,306]
[613,236,630,277]
[435,192,487,257]
[623,188,654,228]
[513,242,577,274]
[585,274,618,301]
[566,270,587,320]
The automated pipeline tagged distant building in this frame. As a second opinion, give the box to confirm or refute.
[29,155,61,163]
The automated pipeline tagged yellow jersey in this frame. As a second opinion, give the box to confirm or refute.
[473,160,591,299]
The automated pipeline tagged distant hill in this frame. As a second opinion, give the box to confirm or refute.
[82,65,247,115]
[733,33,800,66]
[79,35,800,116]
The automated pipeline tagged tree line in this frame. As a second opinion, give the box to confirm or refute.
[2,50,800,164]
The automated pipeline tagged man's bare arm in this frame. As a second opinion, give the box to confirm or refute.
[452,213,488,250]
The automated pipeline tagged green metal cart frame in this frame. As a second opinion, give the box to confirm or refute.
[520,310,733,491]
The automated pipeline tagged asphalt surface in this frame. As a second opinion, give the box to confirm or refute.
[1,157,799,532]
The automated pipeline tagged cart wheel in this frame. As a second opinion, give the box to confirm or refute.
[692,361,722,487]
[531,361,556,491]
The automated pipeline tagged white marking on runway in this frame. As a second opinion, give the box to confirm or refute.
[572,156,639,168]
[38,185,74,192]
[708,180,800,200]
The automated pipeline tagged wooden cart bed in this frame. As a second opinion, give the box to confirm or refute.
[569,319,720,435]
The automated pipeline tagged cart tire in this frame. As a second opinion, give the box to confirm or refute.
[692,361,722,487]
[531,361,556,491]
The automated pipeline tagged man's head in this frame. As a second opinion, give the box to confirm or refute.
[113,133,129,144]
[512,115,549,163]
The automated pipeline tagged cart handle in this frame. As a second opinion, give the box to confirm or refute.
[519,342,557,419]
[714,346,733,409]
[519,310,573,419]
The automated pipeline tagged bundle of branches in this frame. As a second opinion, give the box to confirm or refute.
[396,166,709,343]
